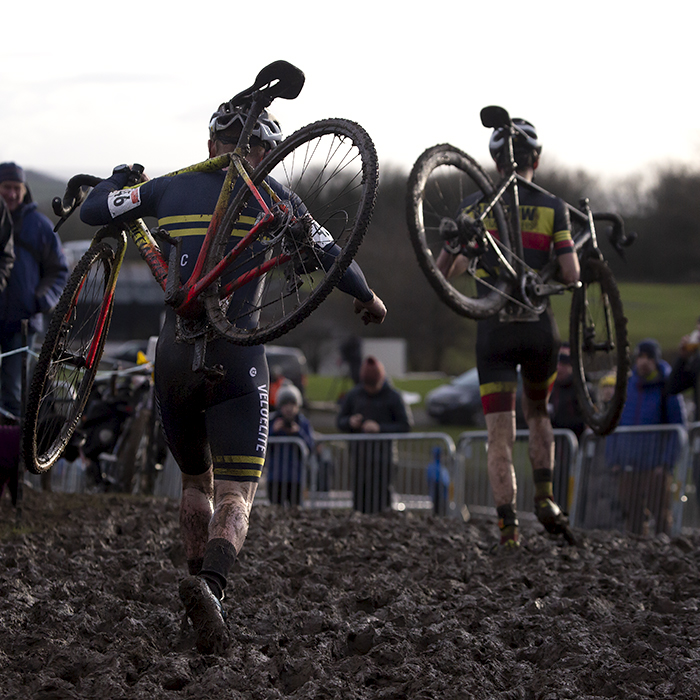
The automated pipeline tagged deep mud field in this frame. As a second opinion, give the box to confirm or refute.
[2,490,700,700]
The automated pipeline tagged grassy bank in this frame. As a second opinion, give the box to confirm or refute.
[551,281,696,357]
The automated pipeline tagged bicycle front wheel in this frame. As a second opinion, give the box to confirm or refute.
[406,144,514,319]
[569,257,629,436]
[23,241,116,473]
[204,118,379,344]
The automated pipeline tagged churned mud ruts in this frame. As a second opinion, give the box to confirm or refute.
[2,489,700,699]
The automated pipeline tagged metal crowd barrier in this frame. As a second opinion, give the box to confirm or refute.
[570,424,689,536]
[455,429,578,522]
[147,433,459,515]
[310,432,458,515]
[683,422,700,530]
[22,420,700,538]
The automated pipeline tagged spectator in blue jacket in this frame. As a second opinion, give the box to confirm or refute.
[267,384,315,507]
[606,338,686,535]
[0,162,68,417]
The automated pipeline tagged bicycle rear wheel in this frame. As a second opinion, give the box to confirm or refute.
[406,143,514,319]
[204,118,378,344]
[569,257,629,436]
[23,241,116,473]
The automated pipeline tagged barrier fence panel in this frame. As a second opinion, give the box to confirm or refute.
[570,424,689,536]
[680,422,700,531]
[311,433,458,516]
[455,429,578,522]
[257,436,310,507]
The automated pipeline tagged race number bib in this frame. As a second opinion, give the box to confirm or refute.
[311,221,333,246]
[107,188,141,218]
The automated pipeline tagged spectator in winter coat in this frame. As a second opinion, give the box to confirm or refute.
[548,342,586,439]
[337,356,412,513]
[606,338,686,535]
[0,197,14,295]
[267,384,315,506]
[0,163,68,417]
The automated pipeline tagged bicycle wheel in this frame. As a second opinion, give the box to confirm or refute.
[569,257,629,436]
[204,118,378,344]
[406,143,514,319]
[23,241,116,473]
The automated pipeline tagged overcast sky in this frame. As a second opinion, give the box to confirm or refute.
[3,1,699,186]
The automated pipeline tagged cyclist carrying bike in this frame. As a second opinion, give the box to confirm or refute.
[80,102,386,653]
[437,118,579,548]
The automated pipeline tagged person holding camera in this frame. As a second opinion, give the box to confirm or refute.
[267,384,315,506]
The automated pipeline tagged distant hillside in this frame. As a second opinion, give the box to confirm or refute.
[24,169,95,243]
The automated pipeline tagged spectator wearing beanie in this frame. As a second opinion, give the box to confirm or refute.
[267,384,315,507]
[337,356,412,513]
[605,338,686,535]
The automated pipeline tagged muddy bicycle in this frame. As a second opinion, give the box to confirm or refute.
[406,105,636,436]
[23,60,379,474]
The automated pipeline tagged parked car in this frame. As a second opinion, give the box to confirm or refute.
[265,345,308,400]
[426,367,525,427]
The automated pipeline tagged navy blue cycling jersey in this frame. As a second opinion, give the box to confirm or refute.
[80,168,374,309]
[80,165,373,482]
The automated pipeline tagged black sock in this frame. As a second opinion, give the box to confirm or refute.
[187,558,204,576]
[199,538,237,600]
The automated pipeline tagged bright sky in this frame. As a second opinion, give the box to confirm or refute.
[3,1,699,188]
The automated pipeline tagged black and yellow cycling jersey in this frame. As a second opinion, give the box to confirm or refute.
[461,186,570,415]
[459,185,574,283]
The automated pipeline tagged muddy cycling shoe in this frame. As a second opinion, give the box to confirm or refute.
[179,575,230,655]
[490,538,522,556]
[535,498,577,545]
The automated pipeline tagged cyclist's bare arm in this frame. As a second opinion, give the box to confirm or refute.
[557,251,580,285]
[436,248,468,279]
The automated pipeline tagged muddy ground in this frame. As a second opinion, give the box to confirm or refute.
[2,489,700,700]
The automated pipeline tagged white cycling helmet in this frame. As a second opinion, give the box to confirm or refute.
[489,117,542,168]
[208,104,282,151]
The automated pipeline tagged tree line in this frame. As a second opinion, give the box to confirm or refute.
[29,160,700,374]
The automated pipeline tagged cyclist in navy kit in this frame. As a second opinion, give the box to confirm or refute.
[437,118,579,549]
[81,103,386,653]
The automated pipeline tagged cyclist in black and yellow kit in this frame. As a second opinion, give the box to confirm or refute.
[81,103,386,653]
[437,118,579,549]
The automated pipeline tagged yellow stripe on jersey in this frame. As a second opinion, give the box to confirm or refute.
[157,213,257,238]
[159,214,212,226]
[518,205,554,235]
[553,229,573,244]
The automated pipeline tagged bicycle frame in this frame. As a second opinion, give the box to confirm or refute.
[464,139,624,311]
[72,89,296,372]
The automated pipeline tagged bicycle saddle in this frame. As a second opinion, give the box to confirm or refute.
[229,60,306,108]
[480,105,511,129]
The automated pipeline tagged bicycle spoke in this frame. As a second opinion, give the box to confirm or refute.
[407,145,514,319]
[205,119,378,344]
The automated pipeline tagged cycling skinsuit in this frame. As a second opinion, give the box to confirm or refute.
[458,186,574,414]
[81,168,374,480]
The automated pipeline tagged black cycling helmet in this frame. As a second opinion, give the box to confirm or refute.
[208,103,282,151]
[489,118,542,169]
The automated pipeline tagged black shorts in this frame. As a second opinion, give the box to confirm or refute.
[476,307,560,415]
[154,314,270,481]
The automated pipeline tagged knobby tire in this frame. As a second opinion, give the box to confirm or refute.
[204,118,379,344]
[23,241,116,473]
[569,257,629,436]
[406,143,514,319]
